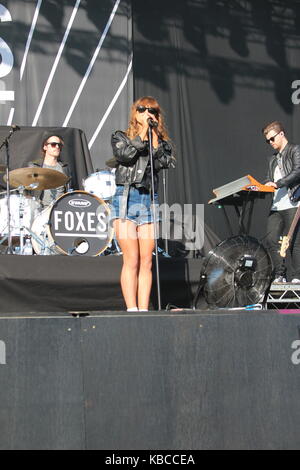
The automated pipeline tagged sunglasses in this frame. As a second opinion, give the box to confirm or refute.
[266,131,281,144]
[136,105,159,117]
[46,142,63,148]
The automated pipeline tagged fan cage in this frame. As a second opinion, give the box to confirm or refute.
[202,235,273,308]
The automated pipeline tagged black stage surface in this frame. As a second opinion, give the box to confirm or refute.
[0,254,203,314]
[0,255,300,450]
[0,309,300,450]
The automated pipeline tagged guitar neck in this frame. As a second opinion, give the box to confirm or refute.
[288,205,300,240]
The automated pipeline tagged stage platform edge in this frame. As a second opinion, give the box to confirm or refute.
[0,254,205,314]
[0,309,300,450]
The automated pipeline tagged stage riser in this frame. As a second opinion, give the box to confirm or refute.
[0,255,203,313]
[0,312,299,450]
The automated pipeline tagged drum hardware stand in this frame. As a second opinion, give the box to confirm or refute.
[101,237,122,256]
[13,188,54,255]
[17,185,27,254]
[162,168,169,256]
[15,184,43,255]
[23,222,56,255]
[33,230,52,255]
[148,119,162,310]
[111,238,122,254]
[0,193,28,254]
[0,188,18,249]
[0,125,20,254]
[31,213,58,255]
[0,188,18,196]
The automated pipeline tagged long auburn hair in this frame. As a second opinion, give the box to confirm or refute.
[126,96,170,141]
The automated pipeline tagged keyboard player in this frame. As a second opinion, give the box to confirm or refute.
[263,121,300,284]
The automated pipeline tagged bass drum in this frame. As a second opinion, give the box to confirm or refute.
[83,169,116,200]
[32,191,113,256]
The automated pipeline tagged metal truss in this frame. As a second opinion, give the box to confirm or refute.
[266,283,300,309]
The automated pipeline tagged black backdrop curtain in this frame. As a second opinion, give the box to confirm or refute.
[132,0,300,241]
[0,126,93,190]
[0,0,133,170]
[1,1,300,243]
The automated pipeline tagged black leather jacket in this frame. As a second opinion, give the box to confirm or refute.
[111,130,175,192]
[267,143,300,203]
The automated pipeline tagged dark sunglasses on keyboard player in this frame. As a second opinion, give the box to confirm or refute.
[266,132,280,144]
[136,105,159,117]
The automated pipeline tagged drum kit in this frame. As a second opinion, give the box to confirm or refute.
[0,165,117,256]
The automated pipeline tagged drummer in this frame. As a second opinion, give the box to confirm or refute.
[29,134,69,207]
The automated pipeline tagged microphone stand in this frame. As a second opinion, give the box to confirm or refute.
[148,121,162,311]
[0,127,19,254]
[162,169,169,255]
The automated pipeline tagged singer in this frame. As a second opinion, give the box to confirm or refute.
[110,96,175,312]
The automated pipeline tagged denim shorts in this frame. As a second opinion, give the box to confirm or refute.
[110,185,159,225]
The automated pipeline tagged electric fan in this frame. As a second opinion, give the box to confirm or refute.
[198,235,273,308]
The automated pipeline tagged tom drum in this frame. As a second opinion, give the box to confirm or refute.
[83,169,116,200]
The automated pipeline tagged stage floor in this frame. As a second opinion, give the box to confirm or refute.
[0,309,299,450]
[0,254,299,450]
[0,254,205,315]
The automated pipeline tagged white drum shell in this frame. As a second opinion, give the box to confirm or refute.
[0,194,41,236]
[83,170,116,200]
[31,206,60,255]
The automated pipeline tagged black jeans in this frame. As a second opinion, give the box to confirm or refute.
[266,208,300,279]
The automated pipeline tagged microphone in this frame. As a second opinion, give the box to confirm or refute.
[147,118,158,128]
[10,124,20,132]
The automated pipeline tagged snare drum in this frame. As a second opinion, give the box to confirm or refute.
[83,169,116,200]
[0,194,41,236]
[31,191,113,256]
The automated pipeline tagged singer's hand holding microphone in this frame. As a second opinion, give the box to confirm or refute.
[137,107,159,141]
[147,117,158,128]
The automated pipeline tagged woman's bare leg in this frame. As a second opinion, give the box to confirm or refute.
[114,219,139,309]
[137,223,155,310]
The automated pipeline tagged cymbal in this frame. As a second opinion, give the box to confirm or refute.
[4,167,69,190]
